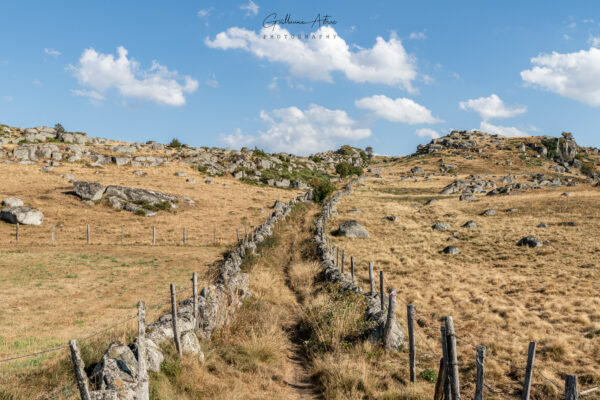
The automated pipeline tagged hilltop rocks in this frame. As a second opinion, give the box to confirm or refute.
[460,193,476,202]
[333,220,370,238]
[73,181,105,201]
[1,198,23,207]
[441,178,496,195]
[0,206,44,225]
[517,236,543,248]
[105,186,177,207]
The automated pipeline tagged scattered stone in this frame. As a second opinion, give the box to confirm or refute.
[385,215,398,222]
[73,181,106,201]
[517,236,543,248]
[432,222,451,231]
[1,198,24,207]
[186,178,196,183]
[204,178,214,184]
[424,198,437,206]
[410,166,424,174]
[459,193,476,202]
[481,209,496,216]
[61,174,76,181]
[0,206,44,225]
[559,221,578,227]
[537,222,548,228]
[348,209,362,214]
[561,192,571,197]
[175,172,187,177]
[133,171,147,177]
[505,208,518,213]
[333,220,370,238]
[443,246,460,255]
[40,166,53,173]
[463,220,477,229]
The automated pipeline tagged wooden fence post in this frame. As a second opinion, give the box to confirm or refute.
[51,225,55,245]
[183,228,187,245]
[433,356,446,400]
[137,301,148,400]
[407,304,416,383]
[475,345,486,400]
[445,316,461,400]
[152,226,156,246]
[192,272,198,331]
[341,250,345,273]
[86,224,90,245]
[379,271,385,311]
[441,325,451,400]
[383,290,396,353]
[369,262,375,295]
[350,256,354,281]
[69,339,91,400]
[522,342,536,400]
[336,247,339,268]
[170,284,182,357]
[121,225,124,245]
[213,228,216,244]
[565,375,578,400]
[236,228,240,243]
[16,222,19,244]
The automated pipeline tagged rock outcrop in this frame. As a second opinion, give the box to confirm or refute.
[0,206,44,225]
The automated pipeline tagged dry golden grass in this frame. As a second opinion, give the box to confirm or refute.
[327,146,600,399]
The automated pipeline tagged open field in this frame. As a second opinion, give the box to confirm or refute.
[326,155,600,398]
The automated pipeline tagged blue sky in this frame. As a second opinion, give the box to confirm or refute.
[1,1,600,155]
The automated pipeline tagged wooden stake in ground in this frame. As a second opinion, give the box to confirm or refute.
[16,222,19,244]
[236,228,240,243]
[137,301,148,400]
[383,290,397,353]
[407,304,416,383]
[183,227,187,245]
[379,271,385,311]
[521,342,536,400]
[433,356,446,400]
[336,247,339,268]
[445,316,461,400]
[51,225,55,245]
[213,228,216,244]
[368,262,375,294]
[350,256,354,281]
[170,284,182,357]
[441,325,451,400]
[565,375,578,400]
[86,224,90,245]
[69,339,91,400]
[341,250,345,273]
[192,272,198,331]
[121,225,124,245]
[475,345,486,400]
[152,226,156,246]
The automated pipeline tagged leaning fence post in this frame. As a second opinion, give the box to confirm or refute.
[121,225,124,245]
[152,226,156,246]
[86,224,90,245]
[192,272,198,331]
[475,345,486,400]
[433,356,446,400]
[341,250,345,273]
[379,271,385,311]
[170,284,182,357]
[407,304,416,383]
[16,222,19,244]
[350,256,354,281]
[445,316,461,400]
[369,262,375,294]
[51,225,55,245]
[69,339,91,400]
[441,325,451,400]
[137,301,148,400]
[565,375,578,400]
[383,290,397,353]
[183,228,187,245]
[522,342,536,400]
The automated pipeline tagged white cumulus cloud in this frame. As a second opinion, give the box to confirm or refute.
[240,0,259,16]
[221,104,371,155]
[480,121,528,137]
[205,26,417,91]
[521,47,600,106]
[459,94,526,120]
[355,95,441,124]
[416,128,440,139]
[69,46,198,106]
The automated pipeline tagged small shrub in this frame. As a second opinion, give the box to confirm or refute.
[135,209,147,216]
[581,162,596,176]
[253,147,268,157]
[419,368,437,383]
[338,145,355,156]
[311,178,335,204]
[197,165,208,173]
[335,162,363,178]
[167,138,182,148]
[54,123,65,133]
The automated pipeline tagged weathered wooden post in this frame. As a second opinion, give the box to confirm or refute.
[152,226,156,246]
[236,228,240,243]
[16,222,19,244]
[137,301,148,400]
[192,272,198,331]
[441,325,451,400]
[341,250,345,273]
[433,356,446,400]
[336,247,339,268]
[407,304,416,383]
[350,256,354,281]
[522,342,536,400]
[213,228,216,244]
[445,316,460,400]
[170,284,182,357]
[379,271,385,311]
[369,262,375,294]
[183,227,187,245]
[475,345,486,400]
[121,225,124,244]
[383,290,396,353]
[86,224,90,245]
[69,339,91,400]
[565,375,578,400]
[51,225,55,245]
